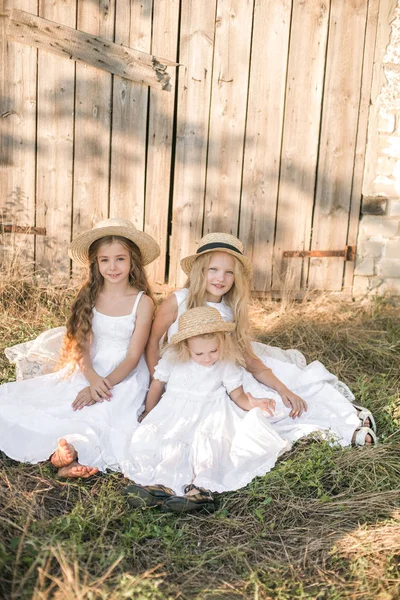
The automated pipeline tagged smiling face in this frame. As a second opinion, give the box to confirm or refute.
[96,241,131,284]
[187,335,220,367]
[205,252,236,302]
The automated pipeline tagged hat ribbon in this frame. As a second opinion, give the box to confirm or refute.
[196,242,243,255]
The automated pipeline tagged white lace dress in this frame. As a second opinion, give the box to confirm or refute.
[122,352,290,494]
[167,289,360,446]
[0,292,149,471]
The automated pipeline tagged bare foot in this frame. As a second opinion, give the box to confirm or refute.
[50,438,77,468]
[352,429,374,445]
[356,410,371,429]
[57,461,98,479]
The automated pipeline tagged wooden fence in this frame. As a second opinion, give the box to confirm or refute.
[0,0,381,294]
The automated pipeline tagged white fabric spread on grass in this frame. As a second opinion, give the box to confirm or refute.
[122,352,290,494]
[0,292,149,472]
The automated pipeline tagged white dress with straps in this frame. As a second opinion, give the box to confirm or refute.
[168,289,360,446]
[0,292,149,471]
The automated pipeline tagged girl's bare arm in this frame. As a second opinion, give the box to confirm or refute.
[145,294,178,377]
[139,378,165,421]
[229,386,275,415]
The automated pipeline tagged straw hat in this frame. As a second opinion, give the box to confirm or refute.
[170,306,235,345]
[180,232,252,277]
[68,218,160,267]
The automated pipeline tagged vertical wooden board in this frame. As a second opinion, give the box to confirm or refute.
[72,0,115,277]
[0,0,37,269]
[168,0,216,288]
[203,0,254,235]
[144,0,180,289]
[239,0,291,292]
[308,0,369,291]
[36,0,76,282]
[110,0,153,228]
[272,0,330,292]
[344,0,380,292]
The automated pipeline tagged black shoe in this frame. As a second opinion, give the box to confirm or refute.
[123,483,175,508]
[162,485,215,513]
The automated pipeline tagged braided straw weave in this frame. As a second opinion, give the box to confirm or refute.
[170,306,235,345]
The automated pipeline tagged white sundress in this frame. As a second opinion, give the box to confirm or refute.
[168,289,360,447]
[122,352,290,495]
[0,292,149,471]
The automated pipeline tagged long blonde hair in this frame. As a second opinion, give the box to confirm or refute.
[185,252,254,357]
[166,331,244,365]
[60,235,155,369]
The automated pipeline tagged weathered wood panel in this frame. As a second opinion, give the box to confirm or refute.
[35,0,76,281]
[308,0,369,291]
[7,8,175,89]
[72,0,115,277]
[272,0,330,292]
[169,0,216,288]
[144,0,180,289]
[0,0,37,268]
[110,0,153,228]
[239,0,291,292]
[203,0,254,235]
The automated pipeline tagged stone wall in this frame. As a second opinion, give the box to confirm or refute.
[355,0,400,296]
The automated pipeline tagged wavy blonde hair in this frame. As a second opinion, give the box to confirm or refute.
[166,331,244,365]
[59,235,155,369]
[185,252,254,357]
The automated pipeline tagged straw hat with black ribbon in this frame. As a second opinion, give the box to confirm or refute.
[180,232,252,278]
[68,218,160,267]
[170,306,235,345]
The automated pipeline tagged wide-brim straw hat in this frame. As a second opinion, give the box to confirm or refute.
[68,218,160,267]
[170,306,235,345]
[180,232,252,278]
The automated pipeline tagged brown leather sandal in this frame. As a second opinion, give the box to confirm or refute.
[123,483,176,508]
[162,484,215,513]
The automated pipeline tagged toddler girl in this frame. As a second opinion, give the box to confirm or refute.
[123,306,290,512]
[0,218,159,477]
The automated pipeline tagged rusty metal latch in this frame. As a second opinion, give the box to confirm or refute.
[283,245,356,261]
[0,224,46,235]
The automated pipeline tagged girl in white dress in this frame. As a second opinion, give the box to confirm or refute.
[0,218,159,478]
[123,306,290,512]
[145,233,377,448]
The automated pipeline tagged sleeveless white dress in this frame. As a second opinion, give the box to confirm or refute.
[167,289,360,446]
[122,351,290,494]
[0,292,149,471]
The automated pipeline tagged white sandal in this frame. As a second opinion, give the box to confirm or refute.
[353,427,377,446]
[353,404,377,433]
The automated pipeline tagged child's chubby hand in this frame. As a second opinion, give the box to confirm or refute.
[247,393,275,416]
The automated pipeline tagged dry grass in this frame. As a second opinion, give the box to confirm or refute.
[0,269,399,599]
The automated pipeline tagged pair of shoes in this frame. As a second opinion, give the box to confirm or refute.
[353,403,377,433]
[122,483,175,508]
[162,484,215,513]
[353,426,378,446]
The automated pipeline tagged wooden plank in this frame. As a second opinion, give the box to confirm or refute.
[35,0,76,282]
[272,0,330,291]
[0,0,37,271]
[239,0,291,292]
[109,0,153,228]
[7,8,176,90]
[144,0,180,289]
[308,0,369,291]
[72,0,115,277]
[344,0,382,292]
[168,0,217,288]
[203,0,254,235]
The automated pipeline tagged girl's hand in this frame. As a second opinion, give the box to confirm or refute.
[247,393,275,416]
[72,386,97,411]
[279,389,307,418]
[89,375,113,402]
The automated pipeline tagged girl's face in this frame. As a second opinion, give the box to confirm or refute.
[97,241,131,284]
[187,336,220,367]
[205,252,235,302]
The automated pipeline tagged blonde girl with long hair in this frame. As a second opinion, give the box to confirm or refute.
[124,307,289,513]
[0,218,159,478]
[145,233,376,448]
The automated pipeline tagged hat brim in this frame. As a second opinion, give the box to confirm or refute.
[170,320,235,345]
[68,226,160,267]
[180,249,252,278]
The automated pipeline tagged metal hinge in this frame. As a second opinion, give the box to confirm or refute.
[0,224,46,235]
[283,245,356,261]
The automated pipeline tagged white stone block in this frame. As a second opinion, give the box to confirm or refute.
[358,239,384,258]
[388,199,400,216]
[384,238,400,259]
[379,278,400,295]
[377,155,398,176]
[355,257,375,276]
[352,275,370,296]
[359,216,400,239]
[377,259,400,278]
[372,175,399,197]
[378,111,396,134]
